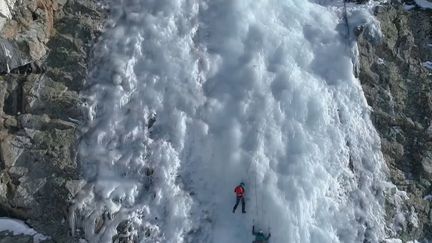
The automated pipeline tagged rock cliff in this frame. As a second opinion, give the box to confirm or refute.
[0,0,104,241]
[356,0,432,241]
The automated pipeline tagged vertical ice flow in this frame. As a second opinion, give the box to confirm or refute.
[73,0,388,242]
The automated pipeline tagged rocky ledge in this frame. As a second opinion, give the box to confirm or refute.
[356,0,432,241]
[0,0,105,241]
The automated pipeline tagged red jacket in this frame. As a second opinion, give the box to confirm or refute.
[234,185,245,197]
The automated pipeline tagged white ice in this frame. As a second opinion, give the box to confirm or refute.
[384,239,402,243]
[0,217,48,242]
[403,4,416,11]
[423,61,432,70]
[415,0,432,9]
[73,0,389,242]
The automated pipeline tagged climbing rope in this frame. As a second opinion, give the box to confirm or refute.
[254,156,260,224]
[343,0,351,42]
[250,137,266,230]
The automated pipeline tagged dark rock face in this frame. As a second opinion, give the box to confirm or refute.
[356,2,432,241]
[0,0,105,241]
[0,233,33,243]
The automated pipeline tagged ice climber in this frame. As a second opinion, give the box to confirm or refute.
[232,182,246,213]
[252,225,271,243]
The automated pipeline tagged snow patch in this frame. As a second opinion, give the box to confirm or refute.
[415,0,432,9]
[0,0,16,29]
[408,206,419,228]
[385,187,422,236]
[0,218,49,242]
[349,8,382,43]
[403,4,416,10]
[423,61,432,70]
[423,195,432,201]
[0,0,14,19]
[384,239,402,243]
[385,238,420,243]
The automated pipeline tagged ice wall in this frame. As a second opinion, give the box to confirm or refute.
[73,0,388,242]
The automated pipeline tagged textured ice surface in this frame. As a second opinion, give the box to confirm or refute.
[73,0,389,242]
